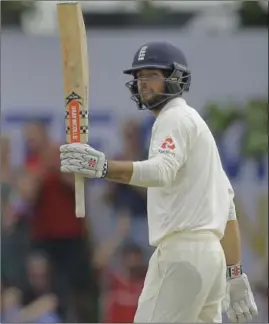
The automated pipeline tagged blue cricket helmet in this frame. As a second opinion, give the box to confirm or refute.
[123,42,191,110]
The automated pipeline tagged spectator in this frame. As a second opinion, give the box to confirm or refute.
[1,135,13,228]
[1,169,38,287]
[1,276,22,323]
[1,252,62,323]
[103,243,147,323]
[19,122,99,322]
[1,135,34,287]
[30,172,99,322]
[103,119,149,251]
[22,121,56,176]
[0,135,12,206]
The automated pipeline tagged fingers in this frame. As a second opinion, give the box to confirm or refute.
[227,301,254,323]
[60,143,88,153]
[60,143,99,154]
[61,158,82,167]
[249,304,258,316]
[60,144,100,159]
[227,307,238,323]
[247,295,258,316]
[233,301,248,323]
[60,152,88,160]
[240,300,252,322]
[61,152,79,160]
[60,154,97,169]
[61,158,94,173]
[243,312,252,322]
[61,165,79,173]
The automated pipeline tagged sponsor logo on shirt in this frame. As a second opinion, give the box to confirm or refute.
[160,137,176,150]
[155,137,176,156]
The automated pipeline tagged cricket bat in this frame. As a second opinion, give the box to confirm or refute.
[57,2,89,218]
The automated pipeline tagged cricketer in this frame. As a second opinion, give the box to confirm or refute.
[60,42,258,323]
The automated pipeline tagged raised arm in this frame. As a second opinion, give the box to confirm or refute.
[60,113,193,187]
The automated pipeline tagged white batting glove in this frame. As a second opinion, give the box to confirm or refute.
[60,143,108,178]
[222,265,258,323]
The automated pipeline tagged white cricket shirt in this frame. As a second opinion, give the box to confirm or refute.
[130,98,232,246]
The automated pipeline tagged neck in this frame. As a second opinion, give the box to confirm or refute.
[151,108,162,118]
[150,100,167,118]
[150,95,182,118]
[149,95,174,118]
[151,99,168,117]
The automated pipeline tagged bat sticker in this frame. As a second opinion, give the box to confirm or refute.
[65,91,82,105]
[66,92,81,143]
[65,110,88,118]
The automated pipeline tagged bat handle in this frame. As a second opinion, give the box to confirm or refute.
[75,173,85,218]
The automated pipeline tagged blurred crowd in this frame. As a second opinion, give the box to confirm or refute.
[1,119,151,323]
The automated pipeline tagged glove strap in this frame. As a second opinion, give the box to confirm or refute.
[101,160,108,178]
[227,263,243,279]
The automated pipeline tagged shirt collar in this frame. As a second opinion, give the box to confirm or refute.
[157,97,187,119]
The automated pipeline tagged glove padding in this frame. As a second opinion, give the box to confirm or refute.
[60,143,107,178]
[222,273,258,323]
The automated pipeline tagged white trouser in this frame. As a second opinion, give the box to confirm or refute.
[134,231,226,323]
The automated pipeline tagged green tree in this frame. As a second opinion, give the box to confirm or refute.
[1,1,35,27]
[205,98,268,158]
[205,98,268,260]
[238,1,268,27]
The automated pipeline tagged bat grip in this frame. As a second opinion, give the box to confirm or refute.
[75,173,85,218]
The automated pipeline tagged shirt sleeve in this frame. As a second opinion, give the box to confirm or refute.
[130,112,194,187]
[224,172,237,221]
[228,199,237,221]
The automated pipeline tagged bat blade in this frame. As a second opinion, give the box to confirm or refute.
[57,2,89,218]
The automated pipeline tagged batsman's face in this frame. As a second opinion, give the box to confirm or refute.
[137,69,165,103]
